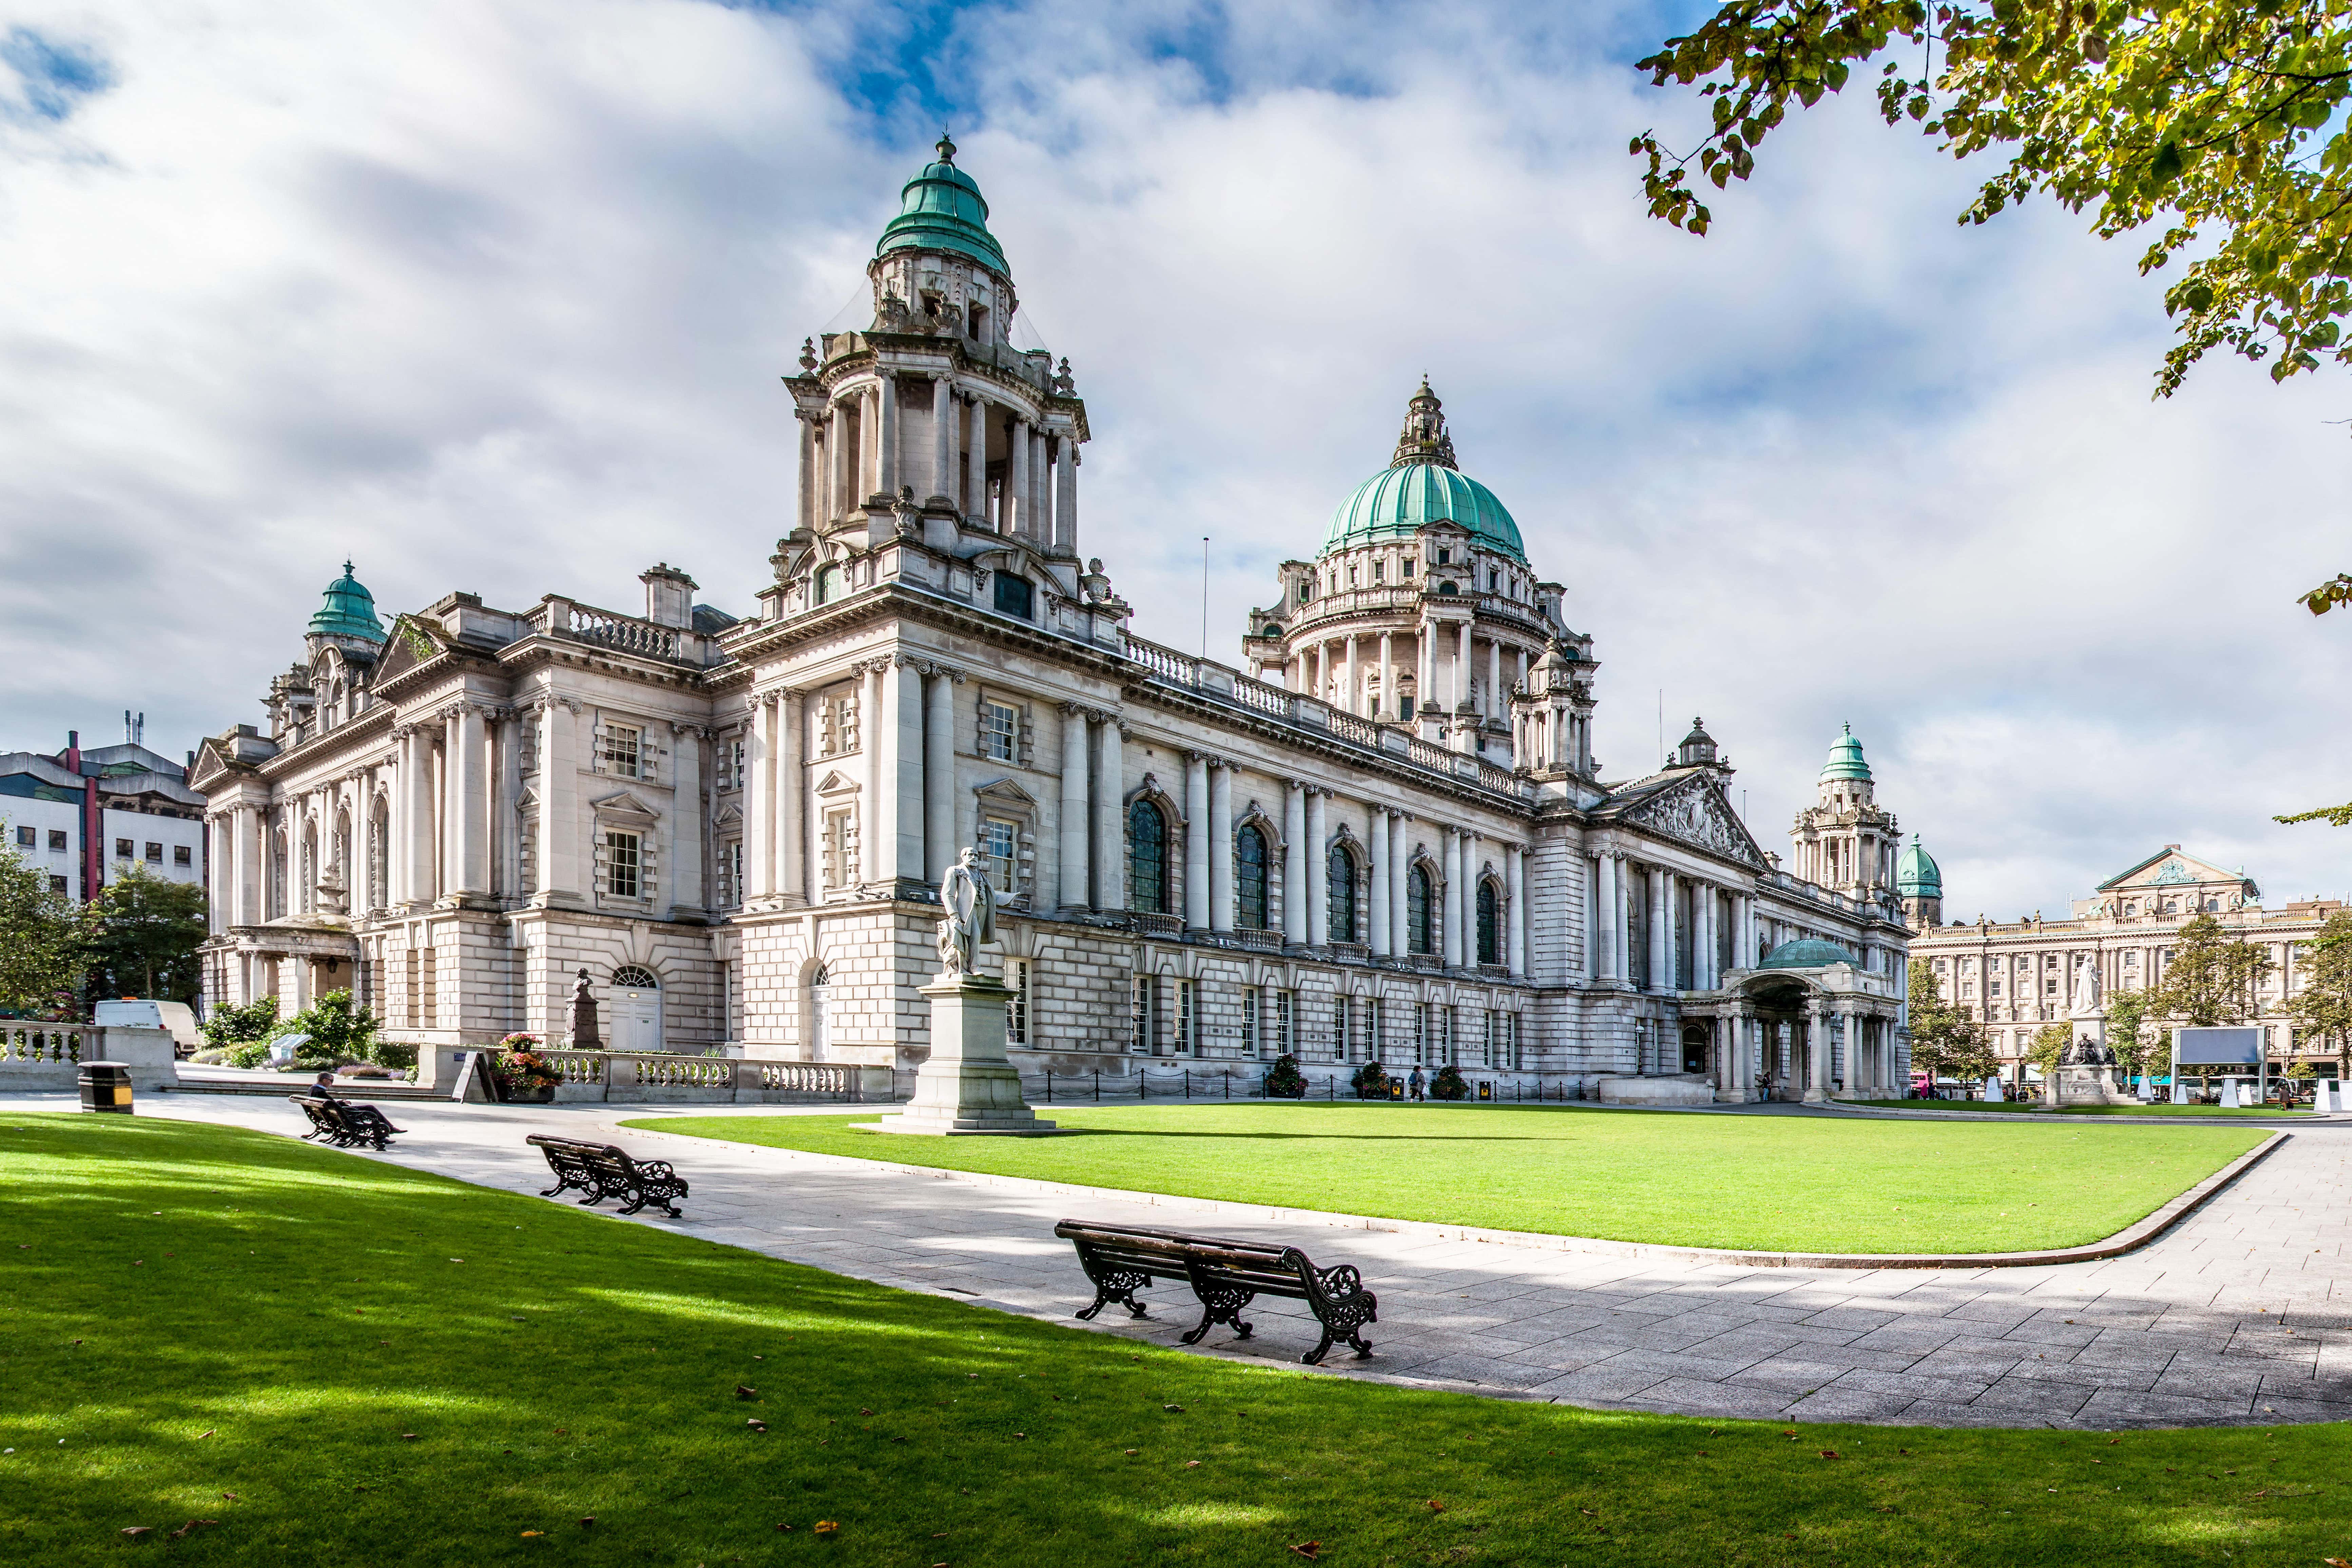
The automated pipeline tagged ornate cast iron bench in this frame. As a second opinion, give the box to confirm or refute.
[1052,1219,1378,1366]
[289,1096,405,1151]
[525,1134,689,1217]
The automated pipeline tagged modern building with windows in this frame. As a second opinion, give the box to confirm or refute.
[1,734,206,901]
[192,139,1909,1096]
[1905,843,2349,1086]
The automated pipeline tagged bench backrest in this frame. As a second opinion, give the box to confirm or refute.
[1055,1219,1315,1295]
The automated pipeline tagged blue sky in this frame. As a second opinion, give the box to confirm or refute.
[2,0,2348,917]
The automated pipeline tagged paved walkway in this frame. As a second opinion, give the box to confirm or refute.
[15,1091,2352,1430]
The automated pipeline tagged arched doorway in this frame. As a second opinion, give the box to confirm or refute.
[1680,1023,1711,1076]
[610,965,661,1052]
[809,963,830,1056]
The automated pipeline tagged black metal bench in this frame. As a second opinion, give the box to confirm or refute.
[525,1134,689,1217]
[289,1096,405,1150]
[1052,1219,1378,1365]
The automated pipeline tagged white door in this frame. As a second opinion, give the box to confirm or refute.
[609,966,661,1052]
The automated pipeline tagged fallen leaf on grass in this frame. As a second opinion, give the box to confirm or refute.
[1425,1498,1444,1512]
[1185,1460,1200,1469]
[521,1530,542,1538]
[1287,1544,1320,1561]
[1124,1449,1138,1456]
[401,1434,418,1441]
[859,1408,873,1416]
[814,1521,839,1537]
[1163,1404,1184,1413]
[746,1420,768,1434]
[169,1520,216,1540]
[1578,1509,1597,1518]
[195,1430,214,1440]
[1820,1451,1840,1460]
[120,1527,152,1540]
[579,1517,594,1528]
[736,1386,757,1400]
[219,1495,236,1504]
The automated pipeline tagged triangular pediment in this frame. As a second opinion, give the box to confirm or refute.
[587,788,659,821]
[370,615,444,685]
[712,801,742,828]
[813,769,860,796]
[2099,848,2248,891]
[973,777,1039,809]
[1618,773,1768,868]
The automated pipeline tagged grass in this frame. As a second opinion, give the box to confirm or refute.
[1854,1100,2305,1118]
[5,1110,2347,1568]
[632,1103,2263,1255]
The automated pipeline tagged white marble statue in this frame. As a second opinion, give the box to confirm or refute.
[936,846,997,977]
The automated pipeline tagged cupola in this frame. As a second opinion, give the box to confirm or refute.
[874,134,1010,276]
[1321,382,1526,562]
[306,562,385,644]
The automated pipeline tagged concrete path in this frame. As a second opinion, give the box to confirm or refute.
[14,1090,2352,1430]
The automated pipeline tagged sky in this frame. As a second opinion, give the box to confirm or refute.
[2,0,2349,920]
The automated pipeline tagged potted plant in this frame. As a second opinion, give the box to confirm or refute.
[490,1033,562,1102]
[1262,1053,1307,1099]
[1430,1064,1469,1101]
[1349,1061,1390,1100]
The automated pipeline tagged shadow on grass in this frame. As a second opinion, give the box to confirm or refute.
[1,1113,2340,1567]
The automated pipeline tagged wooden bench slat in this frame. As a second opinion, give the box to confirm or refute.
[526,1134,688,1217]
[1055,1218,1376,1364]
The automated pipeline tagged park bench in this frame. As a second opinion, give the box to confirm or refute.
[289,1096,405,1151]
[1052,1219,1378,1366]
[525,1134,689,1218]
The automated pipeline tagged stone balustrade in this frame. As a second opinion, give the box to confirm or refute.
[0,1025,180,1089]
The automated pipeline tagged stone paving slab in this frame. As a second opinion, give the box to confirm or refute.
[15,1090,2352,1431]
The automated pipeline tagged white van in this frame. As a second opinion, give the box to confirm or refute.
[94,999,204,1056]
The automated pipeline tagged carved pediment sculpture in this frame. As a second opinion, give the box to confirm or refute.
[1624,776,1766,867]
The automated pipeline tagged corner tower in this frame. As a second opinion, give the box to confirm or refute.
[1789,723,1900,897]
[1897,834,1942,929]
[1244,383,1586,771]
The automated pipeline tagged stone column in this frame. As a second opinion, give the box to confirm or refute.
[1376,630,1393,718]
[668,721,702,914]
[778,691,805,903]
[1388,812,1409,951]
[232,802,258,924]
[1731,892,1750,970]
[931,376,954,501]
[965,394,988,524]
[1183,753,1210,930]
[1343,636,1359,716]
[1454,623,1471,711]
[1506,845,1526,978]
[1596,851,1619,983]
[870,380,894,498]
[1029,426,1047,539]
[1648,866,1669,993]
[1283,783,1307,945]
[797,412,817,532]
[1368,806,1391,956]
[1442,828,1464,968]
[828,400,849,520]
[1059,705,1090,908]
[1487,638,1501,717]
[923,666,957,884]
[1007,413,1029,538]
[1054,435,1078,557]
[541,706,579,902]
[879,658,925,890]
[1208,761,1234,934]
[1305,789,1329,947]
[1092,720,1125,912]
[451,705,488,896]
[743,696,774,903]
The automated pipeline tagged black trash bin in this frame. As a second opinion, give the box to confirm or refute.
[78,1061,133,1114]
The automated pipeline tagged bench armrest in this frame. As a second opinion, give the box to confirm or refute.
[1315,1263,1366,1298]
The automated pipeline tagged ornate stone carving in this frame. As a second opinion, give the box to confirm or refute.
[1624,776,1764,867]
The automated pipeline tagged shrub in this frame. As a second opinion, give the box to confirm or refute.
[284,990,380,1062]
[200,995,278,1049]
[1262,1053,1306,1099]
[1430,1064,1468,1101]
[1349,1061,1390,1100]
[367,1040,419,1071]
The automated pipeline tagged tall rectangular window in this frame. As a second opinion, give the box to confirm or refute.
[1368,997,1385,1063]
[1483,1009,1498,1068]
[1241,986,1260,1056]
[1006,958,1030,1046]
[1333,994,1353,1061]
[1275,990,1294,1055]
[1131,976,1154,1053]
[420,947,438,1028]
[1175,979,1195,1056]
[1508,1012,1522,1070]
[603,724,642,779]
[1413,1002,1428,1065]
[981,700,1019,763]
[1437,1005,1454,1065]
[823,810,856,888]
[605,831,642,897]
[981,816,1019,893]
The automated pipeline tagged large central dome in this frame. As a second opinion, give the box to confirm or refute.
[874,134,1009,275]
[1320,382,1526,562]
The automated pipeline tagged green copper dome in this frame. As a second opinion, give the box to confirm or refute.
[1897,835,1942,898]
[308,561,385,643]
[1759,937,1860,970]
[874,134,1009,276]
[1820,722,1871,782]
[1320,383,1525,561]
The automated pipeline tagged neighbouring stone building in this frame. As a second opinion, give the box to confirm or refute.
[191,138,1912,1098]
[1904,841,2349,1086]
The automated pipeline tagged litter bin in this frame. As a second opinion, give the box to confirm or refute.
[78,1061,133,1114]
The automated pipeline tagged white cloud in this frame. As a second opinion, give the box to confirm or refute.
[1,0,2347,918]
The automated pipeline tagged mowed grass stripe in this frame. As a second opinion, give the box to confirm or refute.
[638,1104,2262,1254]
[1,1112,2342,1568]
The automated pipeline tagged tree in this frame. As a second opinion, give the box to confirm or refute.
[284,989,382,1063]
[2286,908,2352,1071]
[2026,1021,2074,1081]
[2104,984,2160,1081]
[1635,1,2352,400]
[81,866,208,1004]
[0,826,84,1014]
[2145,913,2275,1024]
[1906,958,1993,1083]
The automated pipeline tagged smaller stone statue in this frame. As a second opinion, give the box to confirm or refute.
[570,968,601,1049]
[1079,558,1113,603]
[2070,956,2100,1015]
[891,484,921,537]
[935,847,998,977]
[314,862,349,918]
[1052,356,1076,395]
[798,336,818,373]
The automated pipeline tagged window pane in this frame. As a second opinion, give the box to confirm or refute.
[1327,846,1356,944]
[606,831,641,897]
[1128,801,1167,913]
[1407,866,1432,954]
[1477,880,1500,965]
[1236,825,1268,929]
[982,702,1019,762]
[982,817,1018,892]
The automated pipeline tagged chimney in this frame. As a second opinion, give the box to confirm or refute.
[640,563,698,630]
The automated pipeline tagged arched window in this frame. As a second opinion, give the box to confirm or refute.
[814,563,844,605]
[612,965,659,989]
[1235,824,1269,930]
[1327,844,1358,945]
[1407,865,1434,955]
[1437,581,1459,596]
[1128,800,1169,914]
[1477,879,1502,966]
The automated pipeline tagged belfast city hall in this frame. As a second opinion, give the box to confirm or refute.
[191,138,1913,1103]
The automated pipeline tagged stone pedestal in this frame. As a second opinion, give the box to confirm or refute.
[858,973,1060,1136]
[2045,1065,2138,1107]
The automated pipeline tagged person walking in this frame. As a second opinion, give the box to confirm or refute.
[1408,1066,1425,1102]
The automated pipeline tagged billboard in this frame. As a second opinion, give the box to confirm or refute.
[2172,1026,2262,1068]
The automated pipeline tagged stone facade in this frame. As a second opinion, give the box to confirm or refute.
[190,139,1910,1097]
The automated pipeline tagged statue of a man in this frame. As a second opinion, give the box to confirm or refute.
[936,846,997,976]
[570,968,601,1049]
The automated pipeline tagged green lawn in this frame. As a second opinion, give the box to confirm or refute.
[633,1103,2263,1255]
[5,1111,2347,1568]
[1855,1100,2305,1118]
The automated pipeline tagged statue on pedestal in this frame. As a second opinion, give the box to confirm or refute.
[936,847,997,977]
[570,969,601,1049]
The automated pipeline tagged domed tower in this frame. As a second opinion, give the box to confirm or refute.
[1244,382,1586,768]
[783,135,1088,564]
[305,561,386,658]
[1896,834,1943,930]
[1789,723,1900,897]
